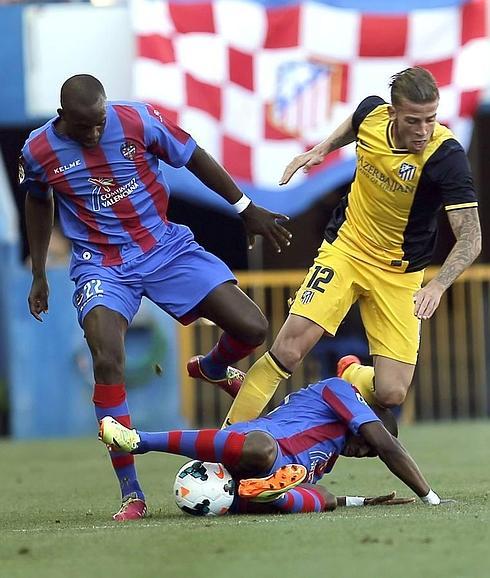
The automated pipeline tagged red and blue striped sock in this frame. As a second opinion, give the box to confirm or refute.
[135,429,246,467]
[272,487,327,513]
[231,487,327,515]
[200,333,256,379]
[93,383,145,501]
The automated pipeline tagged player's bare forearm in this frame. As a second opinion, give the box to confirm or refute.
[434,207,481,290]
[359,422,430,497]
[25,193,54,277]
[279,115,355,185]
[376,439,430,498]
[414,208,481,319]
[187,146,291,252]
[316,114,356,156]
[25,193,53,321]
[186,145,243,204]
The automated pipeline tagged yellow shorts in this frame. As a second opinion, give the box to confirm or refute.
[290,241,424,364]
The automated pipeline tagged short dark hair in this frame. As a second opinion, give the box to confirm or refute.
[389,67,439,107]
[60,74,106,110]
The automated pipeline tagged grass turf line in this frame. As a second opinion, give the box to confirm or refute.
[0,421,488,578]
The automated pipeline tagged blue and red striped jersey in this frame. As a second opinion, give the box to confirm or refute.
[233,378,380,483]
[19,101,197,267]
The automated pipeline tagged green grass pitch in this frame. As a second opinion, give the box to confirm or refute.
[0,421,488,578]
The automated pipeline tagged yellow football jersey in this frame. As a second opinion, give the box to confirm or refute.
[325,96,478,272]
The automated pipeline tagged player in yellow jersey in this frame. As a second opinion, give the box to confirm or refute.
[219,66,481,422]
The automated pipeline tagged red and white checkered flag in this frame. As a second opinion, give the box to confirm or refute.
[132,0,489,197]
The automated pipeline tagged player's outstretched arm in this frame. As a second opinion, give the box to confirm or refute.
[186,146,292,253]
[279,114,355,185]
[25,193,54,321]
[359,421,442,505]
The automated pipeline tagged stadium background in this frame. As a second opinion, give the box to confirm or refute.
[0,0,489,439]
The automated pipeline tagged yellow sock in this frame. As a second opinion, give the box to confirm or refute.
[341,362,376,405]
[222,352,290,427]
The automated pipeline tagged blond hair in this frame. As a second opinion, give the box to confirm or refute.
[389,67,439,106]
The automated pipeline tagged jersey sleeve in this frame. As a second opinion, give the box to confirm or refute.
[425,139,478,211]
[145,105,197,168]
[320,378,380,435]
[18,150,51,199]
[352,96,386,135]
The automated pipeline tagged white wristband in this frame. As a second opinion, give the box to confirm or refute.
[345,496,365,507]
[232,194,252,213]
[420,489,441,505]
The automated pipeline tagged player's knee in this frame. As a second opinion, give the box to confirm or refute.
[92,349,125,382]
[271,342,304,371]
[375,386,407,408]
[243,313,268,346]
[241,432,277,472]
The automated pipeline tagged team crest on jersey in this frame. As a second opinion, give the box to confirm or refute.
[300,290,314,305]
[152,108,164,124]
[398,162,416,181]
[18,157,26,184]
[120,141,137,161]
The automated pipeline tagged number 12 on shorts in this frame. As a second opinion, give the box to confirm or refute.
[306,266,334,293]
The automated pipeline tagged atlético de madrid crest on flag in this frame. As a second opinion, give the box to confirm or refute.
[269,59,344,139]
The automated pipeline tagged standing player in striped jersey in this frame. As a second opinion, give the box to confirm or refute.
[99,376,445,513]
[20,74,291,521]
[220,66,482,427]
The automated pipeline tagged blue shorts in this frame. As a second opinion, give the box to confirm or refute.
[71,222,236,327]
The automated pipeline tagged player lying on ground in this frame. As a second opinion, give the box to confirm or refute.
[99,376,444,515]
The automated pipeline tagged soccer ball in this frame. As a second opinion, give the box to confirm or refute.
[174,460,235,516]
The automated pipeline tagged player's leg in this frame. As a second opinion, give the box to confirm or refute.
[338,355,414,407]
[99,419,307,506]
[269,483,336,513]
[223,241,358,425]
[233,484,335,515]
[223,314,324,425]
[83,305,146,520]
[373,356,416,407]
[342,267,423,407]
[192,281,267,392]
[337,354,376,405]
[99,420,278,475]
[142,224,265,395]
[73,265,145,521]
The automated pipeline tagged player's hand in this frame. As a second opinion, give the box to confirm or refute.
[279,148,326,185]
[363,491,416,506]
[413,279,445,320]
[240,203,292,253]
[28,274,49,322]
